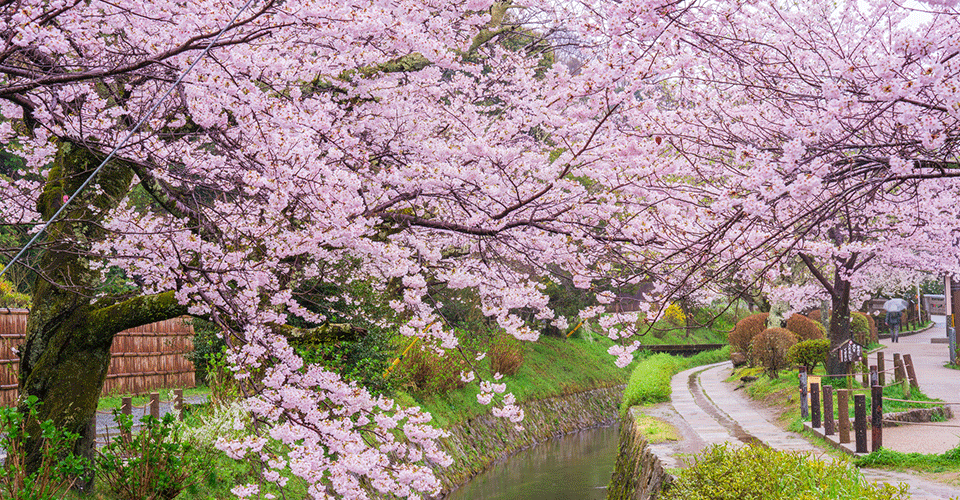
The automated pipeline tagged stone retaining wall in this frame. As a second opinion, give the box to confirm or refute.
[432,385,624,497]
[606,407,673,500]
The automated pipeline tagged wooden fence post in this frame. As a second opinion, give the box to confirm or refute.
[838,389,850,444]
[861,361,869,387]
[811,382,821,428]
[893,353,903,382]
[150,392,160,419]
[799,366,808,419]
[174,388,184,421]
[871,385,883,451]
[904,354,920,389]
[121,396,132,441]
[894,356,910,398]
[877,352,885,386]
[823,385,834,436]
[855,394,867,453]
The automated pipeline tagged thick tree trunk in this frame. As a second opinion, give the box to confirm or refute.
[16,140,184,487]
[826,276,853,376]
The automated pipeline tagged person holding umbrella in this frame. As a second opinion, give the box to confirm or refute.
[884,298,908,343]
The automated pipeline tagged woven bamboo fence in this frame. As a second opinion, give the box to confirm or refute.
[0,308,195,406]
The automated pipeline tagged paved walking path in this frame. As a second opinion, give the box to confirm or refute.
[94,393,208,444]
[664,361,960,499]
[879,315,960,455]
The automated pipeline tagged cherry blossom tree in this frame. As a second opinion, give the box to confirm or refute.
[0,0,680,496]
[626,0,960,372]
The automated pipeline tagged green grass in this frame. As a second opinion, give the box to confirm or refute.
[402,333,635,428]
[729,366,945,435]
[635,414,679,443]
[619,346,731,415]
[855,446,960,474]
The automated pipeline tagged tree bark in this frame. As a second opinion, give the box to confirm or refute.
[17,141,186,487]
[825,269,853,375]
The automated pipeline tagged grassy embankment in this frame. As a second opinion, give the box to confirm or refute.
[728,363,960,476]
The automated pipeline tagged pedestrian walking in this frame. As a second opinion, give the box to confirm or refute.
[886,309,902,343]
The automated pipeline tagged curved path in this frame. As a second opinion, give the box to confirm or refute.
[667,361,960,499]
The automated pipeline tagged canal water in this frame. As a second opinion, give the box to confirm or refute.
[446,424,620,500]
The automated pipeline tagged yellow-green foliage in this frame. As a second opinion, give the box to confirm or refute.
[749,328,797,378]
[620,347,730,414]
[0,279,29,308]
[851,312,871,345]
[728,313,768,354]
[662,444,909,500]
[663,303,686,327]
[785,313,825,341]
[634,414,678,444]
[788,339,830,373]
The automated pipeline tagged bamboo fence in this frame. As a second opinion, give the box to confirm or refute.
[0,308,195,405]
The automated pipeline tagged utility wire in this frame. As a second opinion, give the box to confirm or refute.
[0,0,259,280]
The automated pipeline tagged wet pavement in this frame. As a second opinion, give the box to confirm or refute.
[663,358,960,499]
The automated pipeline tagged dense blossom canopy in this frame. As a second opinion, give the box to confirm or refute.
[1,0,958,497]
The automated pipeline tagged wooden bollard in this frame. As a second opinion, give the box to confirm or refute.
[838,389,850,444]
[904,354,920,389]
[877,352,885,386]
[871,385,883,451]
[811,382,821,428]
[893,353,903,382]
[823,385,835,435]
[855,394,867,453]
[174,388,184,421]
[799,366,809,419]
[150,392,160,419]
[121,396,132,441]
[894,356,910,398]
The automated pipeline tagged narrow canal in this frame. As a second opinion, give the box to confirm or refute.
[446,424,620,500]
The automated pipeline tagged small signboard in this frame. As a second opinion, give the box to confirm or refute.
[831,339,864,363]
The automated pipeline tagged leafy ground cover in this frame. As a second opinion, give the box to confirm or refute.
[662,444,909,500]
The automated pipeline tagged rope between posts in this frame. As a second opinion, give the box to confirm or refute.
[883,397,959,405]
[882,420,960,427]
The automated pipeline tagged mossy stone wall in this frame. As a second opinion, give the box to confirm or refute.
[607,407,673,500]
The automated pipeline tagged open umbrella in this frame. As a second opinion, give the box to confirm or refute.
[883,298,909,312]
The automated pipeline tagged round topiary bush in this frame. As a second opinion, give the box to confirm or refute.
[788,338,830,373]
[864,313,878,343]
[729,313,769,354]
[749,327,798,378]
[851,312,871,345]
[785,313,825,342]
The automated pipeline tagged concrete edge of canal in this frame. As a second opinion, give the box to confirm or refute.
[606,406,674,500]
[428,384,625,499]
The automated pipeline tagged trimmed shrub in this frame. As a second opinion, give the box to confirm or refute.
[864,313,878,343]
[662,444,909,500]
[785,313,825,341]
[395,345,468,394]
[788,339,830,373]
[728,313,769,354]
[851,312,871,346]
[749,327,797,378]
[489,334,524,376]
